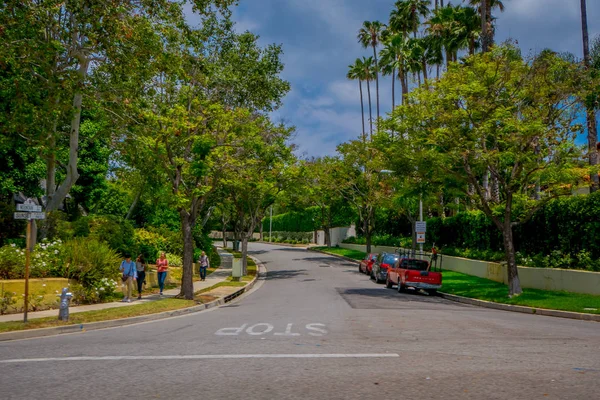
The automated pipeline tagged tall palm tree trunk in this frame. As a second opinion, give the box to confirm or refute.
[581,0,599,192]
[367,78,373,139]
[359,80,366,142]
[481,0,489,52]
[391,68,396,139]
[373,46,380,128]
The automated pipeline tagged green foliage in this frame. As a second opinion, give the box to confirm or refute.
[59,237,121,290]
[165,253,182,267]
[263,206,354,233]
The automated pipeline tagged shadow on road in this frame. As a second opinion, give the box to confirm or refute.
[336,287,471,310]
[266,269,309,280]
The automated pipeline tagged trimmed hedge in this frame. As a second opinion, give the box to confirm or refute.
[262,206,354,233]
[426,192,600,260]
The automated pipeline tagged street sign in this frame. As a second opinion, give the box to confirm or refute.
[28,212,46,220]
[16,203,42,212]
[416,232,426,244]
[415,221,427,233]
[13,212,45,220]
[16,198,42,212]
[14,212,31,220]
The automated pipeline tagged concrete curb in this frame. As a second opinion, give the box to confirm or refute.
[310,248,600,323]
[0,258,266,342]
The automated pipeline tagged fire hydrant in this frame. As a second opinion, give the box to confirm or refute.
[58,287,73,321]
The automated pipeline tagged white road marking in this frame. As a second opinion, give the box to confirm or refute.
[274,323,301,336]
[0,353,400,363]
[215,323,328,336]
[246,323,274,335]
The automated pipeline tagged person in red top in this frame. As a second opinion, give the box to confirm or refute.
[156,252,169,295]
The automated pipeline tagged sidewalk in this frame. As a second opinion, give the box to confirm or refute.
[0,267,231,323]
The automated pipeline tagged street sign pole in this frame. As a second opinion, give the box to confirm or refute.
[419,194,424,256]
[24,218,31,323]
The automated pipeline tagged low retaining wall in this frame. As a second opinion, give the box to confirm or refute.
[339,243,600,295]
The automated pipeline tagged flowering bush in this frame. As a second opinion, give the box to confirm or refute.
[0,239,63,279]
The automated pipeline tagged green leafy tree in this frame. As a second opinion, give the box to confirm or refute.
[335,138,391,253]
[394,46,590,296]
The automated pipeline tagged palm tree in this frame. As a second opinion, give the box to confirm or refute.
[347,60,367,142]
[356,56,375,139]
[358,21,385,127]
[466,0,504,52]
[580,0,599,191]
[395,0,431,38]
[379,40,397,114]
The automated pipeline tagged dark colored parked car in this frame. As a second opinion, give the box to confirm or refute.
[371,253,400,283]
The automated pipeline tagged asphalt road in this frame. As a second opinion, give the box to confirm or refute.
[1,243,599,400]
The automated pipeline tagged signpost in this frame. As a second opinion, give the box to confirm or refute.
[13,198,45,323]
[415,220,426,253]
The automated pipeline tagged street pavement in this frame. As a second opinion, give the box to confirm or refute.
[0,242,598,400]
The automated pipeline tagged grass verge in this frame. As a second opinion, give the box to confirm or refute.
[441,270,600,315]
[0,298,198,333]
[312,246,367,261]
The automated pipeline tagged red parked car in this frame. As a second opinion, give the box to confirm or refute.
[386,256,442,295]
[359,253,378,275]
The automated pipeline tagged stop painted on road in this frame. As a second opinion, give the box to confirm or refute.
[215,323,328,337]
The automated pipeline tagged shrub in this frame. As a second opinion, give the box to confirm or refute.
[165,253,182,267]
[59,237,121,290]
[88,216,136,256]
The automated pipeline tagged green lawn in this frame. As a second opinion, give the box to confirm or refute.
[312,246,367,260]
[0,298,198,333]
[441,270,600,315]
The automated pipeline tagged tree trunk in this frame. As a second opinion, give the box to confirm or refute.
[586,108,599,192]
[482,171,489,200]
[363,216,371,253]
[222,224,228,248]
[373,46,380,126]
[422,58,428,89]
[581,0,598,191]
[260,223,264,241]
[367,79,373,139]
[241,236,249,276]
[502,220,522,296]
[359,80,366,142]
[391,69,395,139]
[324,227,331,248]
[180,212,195,300]
[46,55,89,212]
[480,0,489,53]
[125,187,142,220]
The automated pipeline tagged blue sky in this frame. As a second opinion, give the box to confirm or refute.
[223,1,599,157]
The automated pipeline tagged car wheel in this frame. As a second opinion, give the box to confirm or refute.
[397,280,405,293]
[359,265,362,273]
[386,277,393,289]
[427,289,438,296]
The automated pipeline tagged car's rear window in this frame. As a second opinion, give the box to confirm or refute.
[400,259,429,271]
[382,255,398,265]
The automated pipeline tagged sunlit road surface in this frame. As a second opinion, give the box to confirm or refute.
[1,242,598,400]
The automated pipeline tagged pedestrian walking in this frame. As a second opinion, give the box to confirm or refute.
[156,252,169,295]
[135,254,147,300]
[199,251,210,281]
[119,254,137,303]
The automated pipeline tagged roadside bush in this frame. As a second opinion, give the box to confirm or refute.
[59,237,121,292]
[134,228,168,261]
[88,216,136,256]
[165,253,182,267]
[0,239,64,279]
[0,244,25,279]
